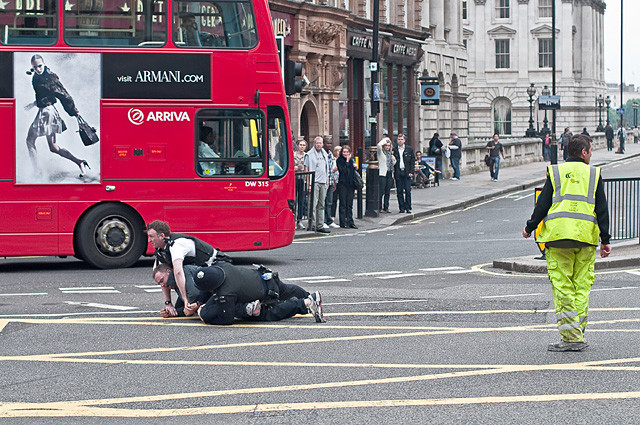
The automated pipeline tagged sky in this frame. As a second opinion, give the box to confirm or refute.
[604,1,639,88]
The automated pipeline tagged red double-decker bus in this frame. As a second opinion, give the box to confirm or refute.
[0,0,295,268]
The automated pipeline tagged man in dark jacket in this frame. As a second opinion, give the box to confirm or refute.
[448,132,462,180]
[392,134,415,213]
[147,220,230,318]
[152,263,325,324]
[604,124,614,151]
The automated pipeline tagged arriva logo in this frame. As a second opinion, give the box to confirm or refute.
[128,108,145,125]
[127,108,191,125]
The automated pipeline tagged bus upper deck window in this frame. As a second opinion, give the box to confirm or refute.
[172,0,257,49]
[64,0,167,47]
[0,0,58,46]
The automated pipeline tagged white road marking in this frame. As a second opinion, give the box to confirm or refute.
[64,301,138,311]
[481,293,545,299]
[0,310,156,318]
[376,273,425,280]
[447,269,480,274]
[591,286,639,292]
[625,270,640,277]
[286,276,334,281]
[418,266,464,272]
[354,271,402,276]
[363,225,403,234]
[59,287,120,294]
[303,278,351,283]
[476,220,484,223]
[0,292,47,296]
[451,220,459,223]
[135,285,163,293]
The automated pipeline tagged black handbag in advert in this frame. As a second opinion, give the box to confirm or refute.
[76,115,99,146]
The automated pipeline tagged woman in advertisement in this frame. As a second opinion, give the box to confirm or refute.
[25,54,90,179]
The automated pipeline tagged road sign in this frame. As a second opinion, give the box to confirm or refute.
[616,108,625,115]
[538,95,561,110]
[419,77,439,106]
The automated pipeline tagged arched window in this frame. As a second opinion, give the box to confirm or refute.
[493,97,512,135]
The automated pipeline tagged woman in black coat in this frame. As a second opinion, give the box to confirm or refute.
[427,132,443,184]
[336,145,358,229]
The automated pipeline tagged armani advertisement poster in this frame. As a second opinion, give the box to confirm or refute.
[14,52,101,184]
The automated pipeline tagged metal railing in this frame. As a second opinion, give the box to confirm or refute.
[294,171,315,231]
[603,177,640,241]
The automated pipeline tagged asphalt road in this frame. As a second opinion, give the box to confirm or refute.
[1,159,639,423]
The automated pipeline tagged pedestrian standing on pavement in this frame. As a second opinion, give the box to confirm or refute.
[428,132,443,185]
[605,124,614,151]
[523,134,611,352]
[616,125,626,154]
[294,139,308,230]
[323,137,340,229]
[448,132,462,180]
[393,134,415,213]
[377,136,395,213]
[634,126,639,144]
[581,128,590,136]
[485,133,506,181]
[304,136,331,234]
[336,144,358,229]
[560,127,572,161]
[331,145,342,222]
[543,133,551,162]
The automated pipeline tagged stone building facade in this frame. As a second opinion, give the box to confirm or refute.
[268,0,468,155]
[464,0,606,139]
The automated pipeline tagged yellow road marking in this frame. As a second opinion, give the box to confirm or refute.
[0,320,7,334]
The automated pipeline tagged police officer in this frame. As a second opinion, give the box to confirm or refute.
[152,263,325,324]
[523,134,611,352]
[147,220,230,317]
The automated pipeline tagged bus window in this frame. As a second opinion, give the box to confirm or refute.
[0,0,57,45]
[64,0,167,46]
[172,0,257,49]
[267,105,288,178]
[196,109,264,177]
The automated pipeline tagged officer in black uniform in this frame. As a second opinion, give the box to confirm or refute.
[152,263,325,325]
[147,220,230,318]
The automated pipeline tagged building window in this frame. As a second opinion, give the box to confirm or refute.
[495,39,510,69]
[462,0,468,20]
[493,98,512,135]
[495,0,509,19]
[538,38,553,68]
[539,0,552,18]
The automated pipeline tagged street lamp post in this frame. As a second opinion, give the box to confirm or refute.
[596,94,604,132]
[633,102,638,128]
[540,85,550,135]
[364,0,380,218]
[605,95,611,127]
[525,83,537,137]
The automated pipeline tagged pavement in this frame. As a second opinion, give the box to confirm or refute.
[296,142,640,273]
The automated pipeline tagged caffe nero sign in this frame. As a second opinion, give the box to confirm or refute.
[347,30,420,66]
[102,53,210,99]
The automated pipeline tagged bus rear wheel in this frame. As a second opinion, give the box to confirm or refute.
[76,204,146,269]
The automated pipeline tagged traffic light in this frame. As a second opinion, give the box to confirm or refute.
[285,59,303,95]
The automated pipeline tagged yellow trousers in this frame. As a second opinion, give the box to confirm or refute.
[546,246,595,343]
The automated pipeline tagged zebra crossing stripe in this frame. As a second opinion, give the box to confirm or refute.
[376,273,425,280]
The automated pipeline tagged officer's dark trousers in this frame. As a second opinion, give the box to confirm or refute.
[256,298,308,321]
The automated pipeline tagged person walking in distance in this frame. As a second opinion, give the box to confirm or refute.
[616,124,626,154]
[448,132,462,180]
[393,134,415,213]
[428,132,443,185]
[560,128,572,161]
[376,136,395,213]
[523,134,611,352]
[486,133,505,181]
[293,139,308,230]
[604,124,614,151]
[304,136,331,233]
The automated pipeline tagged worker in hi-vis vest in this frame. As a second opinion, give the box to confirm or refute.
[523,133,611,352]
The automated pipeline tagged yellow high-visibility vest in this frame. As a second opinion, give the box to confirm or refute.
[537,161,600,245]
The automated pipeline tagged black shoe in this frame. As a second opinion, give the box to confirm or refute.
[316,228,330,234]
[340,224,347,228]
[405,210,411,214]
[349,224,358,229]
[399,209,405,213]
